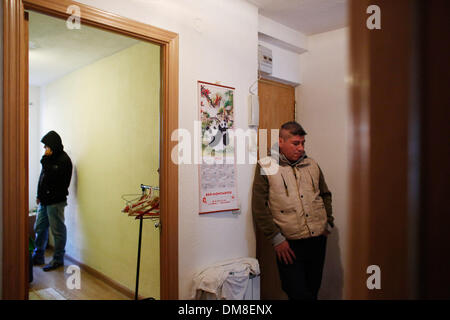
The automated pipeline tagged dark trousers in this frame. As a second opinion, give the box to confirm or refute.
[276,235,327,300]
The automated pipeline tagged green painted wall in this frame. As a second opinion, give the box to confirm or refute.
[42,42,160,299]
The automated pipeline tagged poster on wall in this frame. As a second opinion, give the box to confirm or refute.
[198,81,239,214]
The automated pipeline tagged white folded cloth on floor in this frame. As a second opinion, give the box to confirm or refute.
[191,257,260,300]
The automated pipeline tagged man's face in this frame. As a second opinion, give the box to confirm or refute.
[279,134,305,162]
[44,145,53,156]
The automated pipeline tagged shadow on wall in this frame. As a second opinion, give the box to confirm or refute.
[319,226,344,300]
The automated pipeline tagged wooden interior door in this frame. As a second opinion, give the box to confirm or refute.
[347,0,450,299]
[257,78,295,300]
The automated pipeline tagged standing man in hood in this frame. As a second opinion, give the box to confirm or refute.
[32,131,73,272]
[252,121,334,300]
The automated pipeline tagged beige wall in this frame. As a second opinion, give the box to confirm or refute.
[41,42,161,298]
[297,27,350,299]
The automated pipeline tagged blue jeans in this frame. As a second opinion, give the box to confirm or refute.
[33,201,67,264]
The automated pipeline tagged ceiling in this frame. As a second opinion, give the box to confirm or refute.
[248,0,348,35]
[29,11,140,86]
[28,1,347,86]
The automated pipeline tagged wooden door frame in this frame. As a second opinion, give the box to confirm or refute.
[2,0,179,299]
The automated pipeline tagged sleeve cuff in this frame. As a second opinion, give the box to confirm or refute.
[271,233,286,247]
[328,220,335,228]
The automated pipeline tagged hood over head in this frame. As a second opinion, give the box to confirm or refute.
[41,131,64,154]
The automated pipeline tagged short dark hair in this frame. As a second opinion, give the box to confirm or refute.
[280,121,307,139]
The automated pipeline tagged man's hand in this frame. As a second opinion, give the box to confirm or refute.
[274,240,296,265]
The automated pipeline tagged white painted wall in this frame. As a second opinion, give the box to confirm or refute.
[77,0,259,299]
[297,27,350,299]
[258,15,307,52]
[29,86,41,211]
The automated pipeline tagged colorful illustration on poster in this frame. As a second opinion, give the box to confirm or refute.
[198,81,239,214]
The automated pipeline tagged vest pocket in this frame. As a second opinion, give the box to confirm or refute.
[312,199,325,209]
[272,207,301,238]
[311,200,327,223]
[279,207,296,214]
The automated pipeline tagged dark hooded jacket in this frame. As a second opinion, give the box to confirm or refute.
[37,131,73,205]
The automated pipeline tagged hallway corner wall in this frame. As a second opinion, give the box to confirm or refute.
[296,27,350,299]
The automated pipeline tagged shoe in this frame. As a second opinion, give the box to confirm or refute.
[32,254,45,266]
[42,260,64,272]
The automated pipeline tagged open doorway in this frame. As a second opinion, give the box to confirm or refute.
[27,10,161,300]
[3,0,179,300]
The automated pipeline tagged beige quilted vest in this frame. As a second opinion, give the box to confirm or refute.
[258,156,328,239]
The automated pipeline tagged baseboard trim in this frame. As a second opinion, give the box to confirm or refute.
[63,253,143,300]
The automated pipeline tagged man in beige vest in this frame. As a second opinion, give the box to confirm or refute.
[252,121,334,300]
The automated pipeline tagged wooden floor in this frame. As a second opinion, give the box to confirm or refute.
[29,250,130,300]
